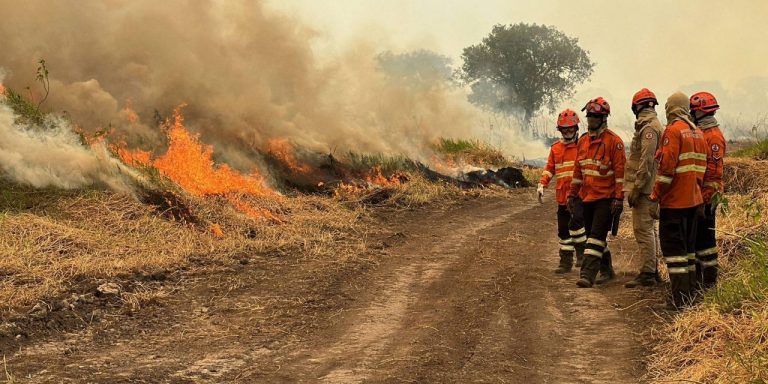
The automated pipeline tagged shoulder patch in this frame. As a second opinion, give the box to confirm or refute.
[663,137,670,146]
[616,142,624,150]
[711,144,720,152]
[644,131,654,140]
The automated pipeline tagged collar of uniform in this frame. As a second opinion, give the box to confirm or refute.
[588,127,607,140]
[697,115,719,130]
[635,109,657,130]
[560,137,577,145]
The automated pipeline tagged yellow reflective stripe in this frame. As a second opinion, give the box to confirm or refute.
[560,245,576,251]
[584,249,603,257]
[688,265,697,272]
[555,161,575,169]
[701,259,719,267]
[656,175,673,184]
[665,256,688,263]
[668,267,689,274]
[587,238,606,247]
[678,152,707,161]
[559,238,573,245]
[615,178,624,183]
[571,178,582,184]
[572,235,587,243]
[542,170,554,178]
[696,247,718,257]
[579,159,602,166]
[569,228,586,236]
[582,169,615,177]
[555,171,574,179]
[687,253,696,260]
[704,181,721,189]
[675,164,707,174]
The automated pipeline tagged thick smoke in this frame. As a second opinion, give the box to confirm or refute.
[0,100,140,192]
[0,0,540,176]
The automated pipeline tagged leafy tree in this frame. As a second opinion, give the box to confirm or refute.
[460,23,594,130]
[377,49,454,88]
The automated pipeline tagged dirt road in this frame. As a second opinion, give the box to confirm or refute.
[5,190,662,383]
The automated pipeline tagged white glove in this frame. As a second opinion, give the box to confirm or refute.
[537,183,544,197]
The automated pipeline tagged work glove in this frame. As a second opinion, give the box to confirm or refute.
[610,198,624,216]
[648,199,660,220]
[566,195,578,213]
[627,188,640,208]
[537,183,544,199]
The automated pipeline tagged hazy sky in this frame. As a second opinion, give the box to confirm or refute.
[269,0,768,131]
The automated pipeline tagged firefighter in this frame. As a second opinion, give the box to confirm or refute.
[690,91,726,290]
[624,88,663,288]
[649,92,707,309]
[538,109,587,274]
[568,97,626,288]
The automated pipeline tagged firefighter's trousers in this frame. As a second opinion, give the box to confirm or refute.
[660,207,698,307]
[557,205,586,266]
[695,203,718,289]
[632,195,659,274]
[580,199,613,281]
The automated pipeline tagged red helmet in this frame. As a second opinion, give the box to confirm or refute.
[557,109,580,128]
[582,97,610,116]
[690,92,719,113]
[632,88,657,106]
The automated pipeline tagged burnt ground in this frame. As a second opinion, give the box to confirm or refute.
[3,190,666,383]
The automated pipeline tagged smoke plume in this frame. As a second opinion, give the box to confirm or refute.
[0,0,537,181]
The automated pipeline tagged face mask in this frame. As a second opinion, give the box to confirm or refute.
[560,127,577,140]
[586,116,603,131]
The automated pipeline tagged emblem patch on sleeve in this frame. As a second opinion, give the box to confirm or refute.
[712,144,720,152]
[617,143,624,150]
[644,131,654,140]
[663,137,670,145]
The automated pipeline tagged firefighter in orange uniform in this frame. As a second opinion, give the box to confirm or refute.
[568,97,626,288]
[538,109,586,274]
[690,92,726,290]
[649,92,707,309]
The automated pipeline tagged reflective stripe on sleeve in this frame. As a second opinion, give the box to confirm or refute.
[571,178,582,185]
[542,170,554,178]
[656,175,673,184]
[675,164,707,174]
[704,181,721,189]
[678,152,707,161]
[555,161,575,169]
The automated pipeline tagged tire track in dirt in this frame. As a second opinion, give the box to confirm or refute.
[5,191,660,383]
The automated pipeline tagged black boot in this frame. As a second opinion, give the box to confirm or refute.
[624,272,657,288]
[595,251,615,285]
[576,256,600,288]
[554,250,574,274]
[702,265,718,290]
[669,273,692,309]
[574,244,585,267]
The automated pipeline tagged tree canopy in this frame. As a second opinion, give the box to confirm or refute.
[459,23,594,129]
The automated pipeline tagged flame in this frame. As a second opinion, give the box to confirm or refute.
[266,138,311,174]
[429,155,459,177]
[122,100,139,124]
[210,223,224,238]
[0,83,5,95]
[365,166,403,187]
[115,105,281,222]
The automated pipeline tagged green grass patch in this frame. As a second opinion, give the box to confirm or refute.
[2,87,45,126]
[434,138,484,154]
[433,138,513,167]
[703,240,768,313]
[731,139,768,160]
[343,152,420,174]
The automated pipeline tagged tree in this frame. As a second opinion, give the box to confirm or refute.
[376,49,454,88]
[459,23,594,131]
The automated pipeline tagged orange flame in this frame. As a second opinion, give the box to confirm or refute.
[122,100,139,124]
[210,223,224,238]
[365,166,403,187]
[0,83,5,95]
[266,138,311,174]
[116,105,281,222]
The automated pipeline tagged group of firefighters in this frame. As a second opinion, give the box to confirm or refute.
[537,90,725,309]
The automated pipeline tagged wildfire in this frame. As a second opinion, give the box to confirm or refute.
[0,83,5,95]
[429,155,459,177]
[122,100,139,124]
[365,166,404,187]
[115,105,280,222]
[266,138,311,174]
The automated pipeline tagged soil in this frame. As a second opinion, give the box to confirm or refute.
[2,190,665,383]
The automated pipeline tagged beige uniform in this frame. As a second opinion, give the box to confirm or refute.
[624,109,662,273]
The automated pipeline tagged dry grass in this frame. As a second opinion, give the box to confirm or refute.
[0,184,369,312]
[649,157,768,384]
